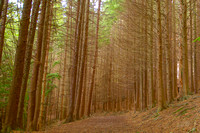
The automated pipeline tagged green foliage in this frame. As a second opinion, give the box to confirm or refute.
[177,108,188,116]
[0,54,13,109]
[173,107,185,114]
[45,83,55,97]
[153,112,160,119]
[0,1,21,112]
[47,73,61,80]
[103,0,123,16]
[45,73,61,97]
[51,1,67,49]
[193,37,200,42]
[99,0,124,47]
[52,61,61,68]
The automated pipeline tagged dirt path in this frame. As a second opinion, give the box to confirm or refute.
[43,113,135,133]
[37,94,200,133]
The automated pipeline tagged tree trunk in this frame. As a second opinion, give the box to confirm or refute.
[173,0,178,99]
[166,0,173,103]
[27,0,47,130]
[143,0,148,109]
[87,0,101,116]
[0,0,8,65]
[182,0,189,95]
[190,0,194,93]
[62,4,70,120]
[17,0,41,128]
[0,0,5,19]
[3,0,32,131]
[150,0,155,107]
[157,0,166,111]
[38,7,52,128]
[67,0,84,122]
[80,56,87,118]
[75,0,90,120]
[33,0,52,130]
[194,0,198,93]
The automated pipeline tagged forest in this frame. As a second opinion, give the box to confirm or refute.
[0,0,200,132]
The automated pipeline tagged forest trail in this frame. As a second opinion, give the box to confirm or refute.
[33,94,200,133]
[41,113,135,133]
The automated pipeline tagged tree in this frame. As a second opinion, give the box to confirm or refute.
[193,0,198,93]
[75,0,90,120]
[181,0,189,96]
[3,0,32,131]
[157,0,166,111]
[67,0,85,122]
[166,0,173,103]
[87,0,101,116]
[189,0,194,93]
[27,0,47,130]
[38,1,53,129]
[17,0,41,128]
[173,0,178,99]
[32,0,52,130]
[0,0,8,65]
[0,0,5,19]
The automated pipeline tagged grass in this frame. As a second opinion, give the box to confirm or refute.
[173,107,185,114]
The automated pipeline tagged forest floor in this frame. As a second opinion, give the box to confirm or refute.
[16,93,200,133]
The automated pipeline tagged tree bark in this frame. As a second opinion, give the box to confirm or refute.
[182,0,189,95]
[150,0,155,107]
[157,0,166,111]
[27,0,47,130]
[80,53,88,118]
[190,0,194,93]
[173,0,178,99]
[38,5,53,128]
[67,0,84,122]
[193,0,198,93]
[87,0,101,116]
[17,0,41,128]
[75,0,90,120]
[3,0,32,131]
[0,0,8,66]
[0,0,5,19]
[33,0,52,130]
[166,0,173,103]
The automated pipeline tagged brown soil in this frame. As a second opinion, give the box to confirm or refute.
[15,94,200,133]
[130,94,200,133]
[43,113,135,133]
